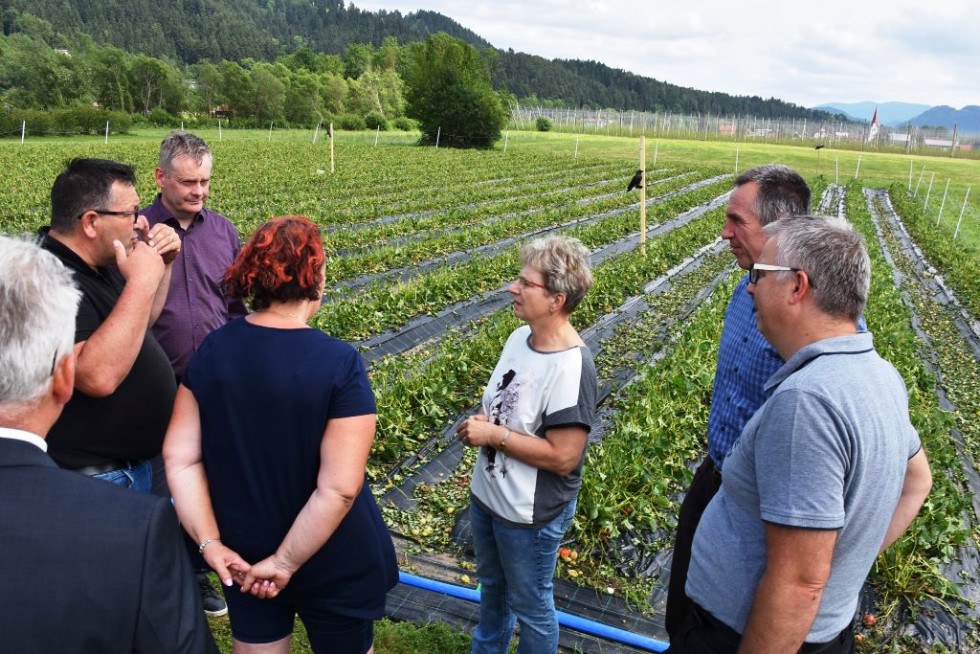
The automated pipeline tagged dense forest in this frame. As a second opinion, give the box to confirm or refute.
[0,0,834,126]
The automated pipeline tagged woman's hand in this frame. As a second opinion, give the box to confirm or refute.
[202,542,251,589]
[239,554,297,599]
[457,414,503,448]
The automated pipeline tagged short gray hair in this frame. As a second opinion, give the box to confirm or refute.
[159,130,212,172]
[735,164,811,226]
[0,236,81,405]
[765,215,869,322]
[520,235,593,313]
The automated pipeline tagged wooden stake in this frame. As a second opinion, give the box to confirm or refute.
[953,187,971,239]
[329,123,335,173]
[913,167,926,197]
[937,179,950,225]
[640,136,647,255]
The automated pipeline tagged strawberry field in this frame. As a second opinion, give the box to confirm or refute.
[1,135,979,652]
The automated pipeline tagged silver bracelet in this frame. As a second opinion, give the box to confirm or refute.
[198,537,220,554]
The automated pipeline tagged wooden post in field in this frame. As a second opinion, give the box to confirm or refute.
[574,137,579,159]
[953,187,971,239]
[925,173,936,213]
[640,136,647,256]
[937,179,950,225]
[908,160,914,191]
[329,123,335,173]
[913,167,926,197]
[105,121,109,144]
[218,120,222,140]
[504,131,509,152]
[20,120,25,144]
[734,146,739,174]
[269,122,274,141]
[854,155,861,179]
[436,126,441,149]
[313,121,321,144]
[653,139,659,166]
[375,126,380,146]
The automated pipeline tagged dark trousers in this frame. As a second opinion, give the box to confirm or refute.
[666,602,855,654]
[665,456,722,638]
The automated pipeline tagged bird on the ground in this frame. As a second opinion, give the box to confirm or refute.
[627,169,643,192]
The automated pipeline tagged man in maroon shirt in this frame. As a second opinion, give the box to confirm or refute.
[144,131,248,381]
[143,131,247,618]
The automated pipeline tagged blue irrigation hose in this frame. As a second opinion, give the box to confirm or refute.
[397,570,668,652]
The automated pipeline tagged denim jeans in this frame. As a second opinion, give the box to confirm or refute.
[92,459,153,493]
[469,497,578,654]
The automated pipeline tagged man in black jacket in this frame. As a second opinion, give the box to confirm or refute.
[0,235,216,653]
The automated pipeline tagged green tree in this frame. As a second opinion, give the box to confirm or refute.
[218,59,254,119]
[90,46,133,112]
[127,54,181,115]
[403,33,507,148]
[319,72,347,115]
[190,61,222,115]
[0,33,87,109]
[284,70,322,125]
[250,63,285,121]
[343,43,373,79]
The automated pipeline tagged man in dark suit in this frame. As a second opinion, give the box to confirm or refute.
[0,235,216,653]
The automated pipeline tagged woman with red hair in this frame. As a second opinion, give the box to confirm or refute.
[164,216,396,654]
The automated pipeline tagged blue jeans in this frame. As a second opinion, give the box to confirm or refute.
[469,497,577,654]
[92,459,153,493]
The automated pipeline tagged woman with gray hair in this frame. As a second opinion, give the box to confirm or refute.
[456,235,597,653]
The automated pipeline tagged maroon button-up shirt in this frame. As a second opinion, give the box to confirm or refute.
[144,194,249,379]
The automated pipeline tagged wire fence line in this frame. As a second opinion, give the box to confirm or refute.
[509,105,979,154]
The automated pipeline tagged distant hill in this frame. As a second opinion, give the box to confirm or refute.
[0,0,833,120]
[909,105,980,133]
[814,101,932,126]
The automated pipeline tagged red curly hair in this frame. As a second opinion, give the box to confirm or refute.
[224,215,324,310]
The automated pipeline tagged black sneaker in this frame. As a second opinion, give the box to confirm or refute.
[197,572,228,617]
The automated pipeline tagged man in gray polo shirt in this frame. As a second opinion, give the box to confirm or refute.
[670,215,932,653]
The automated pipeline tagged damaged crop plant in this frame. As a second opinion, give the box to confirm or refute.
[1,136,978,651]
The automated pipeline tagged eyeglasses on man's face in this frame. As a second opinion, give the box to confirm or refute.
[749,262,803,285]
[78,207,141,224]
[516,275,548,291]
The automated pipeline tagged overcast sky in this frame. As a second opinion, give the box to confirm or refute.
[353,0,978,113]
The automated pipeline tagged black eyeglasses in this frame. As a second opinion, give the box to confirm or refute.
[78,207,141,224]
[749,262,806,285]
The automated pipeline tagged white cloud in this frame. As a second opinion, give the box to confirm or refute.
[351,0,979,109]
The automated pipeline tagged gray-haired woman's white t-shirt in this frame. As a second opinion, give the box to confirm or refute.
[470,325,597,527]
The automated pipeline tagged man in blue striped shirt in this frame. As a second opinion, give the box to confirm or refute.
[665,165,811,638]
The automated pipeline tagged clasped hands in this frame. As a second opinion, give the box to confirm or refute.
[202,542,295,600]
[457,414,494,448]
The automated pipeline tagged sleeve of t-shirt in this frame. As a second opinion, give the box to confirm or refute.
[754,389,848,530]
[542,348,597,433]
[327,347,377,419]
[74,294,102,342]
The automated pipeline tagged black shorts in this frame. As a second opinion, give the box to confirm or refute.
[224,584,374,654]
